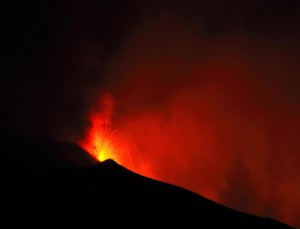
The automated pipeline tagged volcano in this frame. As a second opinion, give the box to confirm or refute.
[2,135,293,228]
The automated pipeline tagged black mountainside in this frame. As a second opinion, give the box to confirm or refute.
[2,136,294,228]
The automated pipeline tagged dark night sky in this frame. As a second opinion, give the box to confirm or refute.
[1,0,300,227]
[2,0,141,139]
[2,0,299,139]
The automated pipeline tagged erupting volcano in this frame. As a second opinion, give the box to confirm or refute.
[80,112,120,162]
[2,0,300,228]
[79,93,144,175]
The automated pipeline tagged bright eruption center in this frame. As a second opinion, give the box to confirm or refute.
[92,131,114,162]
[79,105,154,179]
[78,94,155,185]
[80,113,119,162]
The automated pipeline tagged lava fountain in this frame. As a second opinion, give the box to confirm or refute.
[78,93,145,175]
[80,113,117,162]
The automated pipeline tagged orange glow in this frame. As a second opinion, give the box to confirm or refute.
[77,16,300,228]
[78,93,149,176]
[78,93,117,162]
[80,113,118,162]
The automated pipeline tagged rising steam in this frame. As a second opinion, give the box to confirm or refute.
[79,11,299,227]
[5,1,298,227]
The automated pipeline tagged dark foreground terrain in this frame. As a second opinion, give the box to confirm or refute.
[2,136,294,228]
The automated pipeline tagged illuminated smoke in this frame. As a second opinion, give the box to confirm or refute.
[79,93,149,175]
[78,12,299,227]
[3,2,299,227]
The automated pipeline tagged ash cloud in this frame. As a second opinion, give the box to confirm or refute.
[104,2,300,227]
[2,1,300,227]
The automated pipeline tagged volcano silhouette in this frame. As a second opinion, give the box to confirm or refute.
[2,135,293,228]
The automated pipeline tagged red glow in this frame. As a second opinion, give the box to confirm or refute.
[79,93,154,177]
[79,88,299,227]
[79,93,117,161]
[78,15,300,228]
[79,113,117,162]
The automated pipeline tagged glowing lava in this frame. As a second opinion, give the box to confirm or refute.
[78,93,117,162]
[80,113,118,162]
[78,93,142,173]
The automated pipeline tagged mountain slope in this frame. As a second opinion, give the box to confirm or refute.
[2,136,294,228]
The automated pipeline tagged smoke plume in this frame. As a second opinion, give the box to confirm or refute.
[2,1,299,227]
